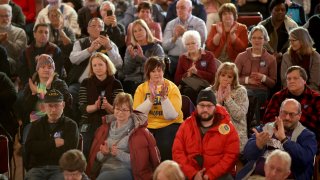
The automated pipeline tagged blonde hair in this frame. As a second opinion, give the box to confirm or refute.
[113,92,133,112]
[153,160,185,180]
[213,62,241,90]
[131,19,156,46]
[88,52,116,77]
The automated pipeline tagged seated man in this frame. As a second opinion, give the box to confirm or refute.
[162,0,206,80]
[173,89,240,179]
[25,89,79,179]
[19,23,63,85]
[0,4,27,75]
[238,98,317,179]
[263,66,320,152]
[264,149,291,180]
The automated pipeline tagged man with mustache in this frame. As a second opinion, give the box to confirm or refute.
[237,98,317,179]
[172,89,240,180]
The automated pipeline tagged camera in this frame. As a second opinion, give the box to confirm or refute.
[106,10,113,16]
[100,31,107,36]
[100,90,105,109]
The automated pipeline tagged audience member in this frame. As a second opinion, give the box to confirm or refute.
[119,0,165,30]
[293,0,310,16]
[77,0,101,37]
[163,0,207,80]
[175,30,218,104]
[78,52,123,158]
[173,89,240,179]
[12,0,36,44]
[201,0,230,32]
[237,98,317,179]
[133,57,183,161]
[0,4,27,75]
[281,27,320,91]
[123,19,164,96]
[210,62,248,151]
[20,54,72,140]
[59,149,90,180]
[285,0,306,26]
[87,92,160,179]
[235,25,277,122]
[0,0,25,28]
[25,89,79,179]
[0,72,18,161]
[165,0,206,24]
[259,0,297,93]
[206,3,248,63]
[99,1,126,57]
[62,0,83,12]
[263,66,320,152]
[68,17,122,122]
[153,160,185,180]
[111,0,129,22]
[48,7,75,75]
[0,45,11,77]
[19,23,63,85]
[304,14,320,54]
[264,150,291,180]
[126,1,162,46]
[35,0,81,36]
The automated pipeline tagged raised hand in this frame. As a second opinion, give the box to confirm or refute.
[274,116,286,141]
[252,128,271,149]
[28,78,38,95]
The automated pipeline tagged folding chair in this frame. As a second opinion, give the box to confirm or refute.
[181,95,195,120]
[0,135,10,179]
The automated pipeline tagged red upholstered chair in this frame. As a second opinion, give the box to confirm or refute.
[237,12,263,28]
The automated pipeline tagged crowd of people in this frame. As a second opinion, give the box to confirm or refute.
[0,0,320,179]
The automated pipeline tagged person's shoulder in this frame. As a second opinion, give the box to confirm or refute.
[62,116,78,126]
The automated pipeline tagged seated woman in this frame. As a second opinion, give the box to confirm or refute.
[79,53,123,157]
[209,62,248,151]
[235,25,277,122]
[126,1,162,46]
[206,3,248,62]
[59,149,89,180]
[133,57,183,161]
[123,19,165,96]
[175,30,218,104]
[47,7,76,75]
[87,92,160,180]
[21,54,72,136]
[281,27,320,91]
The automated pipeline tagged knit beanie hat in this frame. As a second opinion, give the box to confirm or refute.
[36,54,55,71]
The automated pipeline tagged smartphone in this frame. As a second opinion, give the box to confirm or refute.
[100,31,107,36]
[106,10,113,16]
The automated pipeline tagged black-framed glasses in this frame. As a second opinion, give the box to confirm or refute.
[114,108,130,113]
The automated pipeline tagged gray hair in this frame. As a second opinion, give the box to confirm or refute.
[280,98,301,114]
[100,1,115,13]
[182,30,201,49]
[265,149,291,171]
[0,4,12,16]
[248,24,270,42]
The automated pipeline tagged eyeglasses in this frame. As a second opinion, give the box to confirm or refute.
[197,103,215,109]
[114,108,130,113]
[279,110,300,118]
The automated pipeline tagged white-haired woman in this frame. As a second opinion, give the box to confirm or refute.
[175,30,219,104]
[235,25,277,122]
[78,52,124,157]
[281,27,320,91]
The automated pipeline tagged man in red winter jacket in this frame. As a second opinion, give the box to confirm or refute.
[172,89,240,180]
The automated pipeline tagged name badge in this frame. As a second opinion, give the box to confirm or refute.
[200,61,207,67]
[260,60,266,67]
